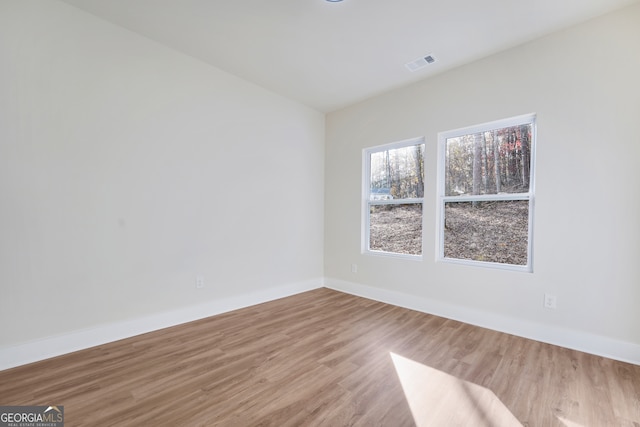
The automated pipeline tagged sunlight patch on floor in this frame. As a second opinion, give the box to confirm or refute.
[390,352,522,427]
[556,416,586,427]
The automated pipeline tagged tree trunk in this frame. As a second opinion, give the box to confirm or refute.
[472,132,483,196]
[493,130,501,193]
[472,132,483,207]
[385,150,391,190]
[482,133,489,193]
[445,142,451,196]
[520,125,530,189]
[415,144,424,198]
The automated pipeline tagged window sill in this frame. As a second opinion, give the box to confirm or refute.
[438,256,532,273]
[364,250,423,261]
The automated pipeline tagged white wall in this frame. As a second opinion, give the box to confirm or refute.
[0,0,324,353]
[325,4,640,362]
[2,0,638,368]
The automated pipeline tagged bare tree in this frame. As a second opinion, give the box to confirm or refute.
[415,144,424,197]
[520,124,530,189]
[493,130,501,193]
[482,132,490,193]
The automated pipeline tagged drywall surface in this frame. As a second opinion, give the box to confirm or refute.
[0,1,324,347]
[325,4,640,352]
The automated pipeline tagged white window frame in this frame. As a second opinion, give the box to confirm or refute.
[436,114,536,272]
[362,137,425,259]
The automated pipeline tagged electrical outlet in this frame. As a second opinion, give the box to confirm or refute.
[196,275,205,289]
[351,264,358,273]
[544,293,557,309]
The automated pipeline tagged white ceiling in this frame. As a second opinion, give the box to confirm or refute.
[60,0,638,112]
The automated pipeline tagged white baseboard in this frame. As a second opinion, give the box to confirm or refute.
[325,278,640,366]
[4,277,638,370]
[0,278,323,371]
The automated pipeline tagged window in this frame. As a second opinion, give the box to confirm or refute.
[363,138,425,257]
[437,114,535,271]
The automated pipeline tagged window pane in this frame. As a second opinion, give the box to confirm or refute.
[370,204,422,255]
[444,200,529,265]
[370,144,424,200]
[445,124,532,196]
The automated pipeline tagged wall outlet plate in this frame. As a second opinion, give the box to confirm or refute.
[544,293,557,309]
[196,275,205,289]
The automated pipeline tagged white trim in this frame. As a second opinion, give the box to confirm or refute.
[365,136,426,153]
[325,278,640,366]
[369,197,423,206]
[442,193,529,203]
[0,278,323,371]
[439,113,537,140]
[3,278,639,370]
[439,256,532,273]
[365,249,423,261]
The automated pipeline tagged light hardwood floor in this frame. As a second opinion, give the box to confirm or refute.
[1,288,639,426]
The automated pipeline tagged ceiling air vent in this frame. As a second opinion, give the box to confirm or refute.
[405,54,436,72]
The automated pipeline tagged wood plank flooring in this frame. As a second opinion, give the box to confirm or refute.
[1,288,639,426]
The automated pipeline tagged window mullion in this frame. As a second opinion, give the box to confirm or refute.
[442,193,530,203]
[369,197,424,206]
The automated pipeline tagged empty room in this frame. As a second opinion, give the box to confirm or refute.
[1,0,639,426]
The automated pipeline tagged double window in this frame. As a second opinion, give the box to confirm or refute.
[363,138,425,257]
[437,114,536,271]
[362,114,535,272]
